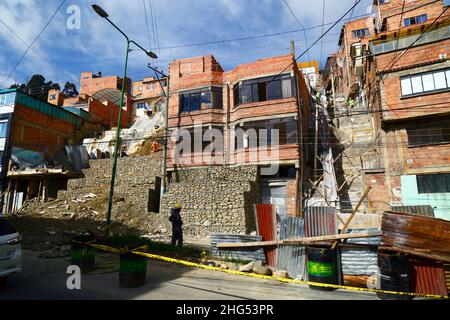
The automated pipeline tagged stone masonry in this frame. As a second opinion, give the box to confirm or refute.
[161,165,260,239]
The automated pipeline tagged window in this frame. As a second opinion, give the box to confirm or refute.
[0,121,8,138]
[49,94,56,100]
[352,28,370,38]
[417,173,450,194]
[407,119,450,147]
[233,74,294,107]
[179,87,222,113]
[235,117,298,149]
[0,92,16,107]
[400,68,450,97]
[404,14,427,27]
[378,0,390,4]
[138,86,143,91]
[137,103,147,109]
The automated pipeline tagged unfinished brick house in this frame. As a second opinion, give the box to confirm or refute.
[323,0,450,220]
[47,72,134,129]
[132,76,167,118]
[166,54,311,218]
[0,88,101,214]
[367,0,450,219]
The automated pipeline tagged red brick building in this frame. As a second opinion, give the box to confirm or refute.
[166,54,311,216]
[323,0,450,219]
[48,72,133,129]
[367,0,450,219]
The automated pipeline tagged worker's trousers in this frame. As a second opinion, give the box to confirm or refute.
[171,226,183,247]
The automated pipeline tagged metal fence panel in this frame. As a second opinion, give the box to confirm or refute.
[276,216,307,280]
[304,206,336,237]
[341,228,381,276]
[255,204,276,267]
[210,233,266,262]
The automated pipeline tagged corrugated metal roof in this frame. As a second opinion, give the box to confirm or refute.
[409,258,448,297]
[255,204,276,267]
[391,205,435,217]
[276,216,307,280]
[444,264,450,293]
[304,206,336,237]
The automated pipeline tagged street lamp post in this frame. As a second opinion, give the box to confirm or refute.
[92,5,157,235]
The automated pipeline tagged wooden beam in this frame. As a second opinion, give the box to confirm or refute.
[331,186,371,249]
[216,231,381,248]
[379,246,450,263]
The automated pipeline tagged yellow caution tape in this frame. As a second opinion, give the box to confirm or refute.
[81,242,449,299]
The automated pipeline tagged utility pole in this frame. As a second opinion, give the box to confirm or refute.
[313,95,319,179]
[292,40,304,217]
[147,64,169,213]
[290,40,296,57]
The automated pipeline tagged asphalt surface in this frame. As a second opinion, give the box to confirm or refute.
[0,249,378,300]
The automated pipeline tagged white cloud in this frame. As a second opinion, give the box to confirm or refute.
[0,0,372,89]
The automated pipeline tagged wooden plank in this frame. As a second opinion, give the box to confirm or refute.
[331,186,371,249]
[217,231,381,248]
[379,246,450,263]
[217,240,281,248]
[283,231,381,245]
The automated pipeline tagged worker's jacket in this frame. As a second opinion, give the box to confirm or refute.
[169,209,183,228]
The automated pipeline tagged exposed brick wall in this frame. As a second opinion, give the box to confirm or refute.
[378,0,448,32]
[11,104,76,155]
[79,72,132,96]
[87,95,132,128]
[379,59,450,121]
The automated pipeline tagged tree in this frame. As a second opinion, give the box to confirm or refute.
[63,82,78,97]
[8,75,78,102]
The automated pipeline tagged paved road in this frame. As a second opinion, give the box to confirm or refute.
[0,250,377,300]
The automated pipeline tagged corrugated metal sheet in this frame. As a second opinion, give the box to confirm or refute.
[391,205,435,217]
[276,216,307,280]
[341,228,381,276]
[210,234,266,262]
[409,258,448,297]
[304,206,336,237]
[255,204,276,267]
[444,264,450,293]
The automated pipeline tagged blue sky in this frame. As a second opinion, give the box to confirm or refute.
[0,0,372,90]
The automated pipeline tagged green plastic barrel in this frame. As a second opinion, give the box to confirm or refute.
[307,246,338,291]
[71,235,96,273]
[119,252,148,288]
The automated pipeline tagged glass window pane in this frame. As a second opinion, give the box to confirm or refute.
[433,71,447,89]
[200,91,212,109]
[422,73,435,92]
[266,79,282,100]
[286,122,297,144]
[0,121,7,138]
[281,78,292,98]
[189,93,201,111]
[180,94,189,112]
[401,78,413,95]
[251,83,259,103]
[411,76,423,94]
[446,70,450,87]
[242,85,252,104]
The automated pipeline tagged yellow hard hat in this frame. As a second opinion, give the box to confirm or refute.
[174,203,181,209]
